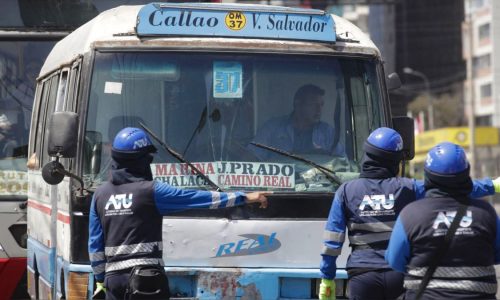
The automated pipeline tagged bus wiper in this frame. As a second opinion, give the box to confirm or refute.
[182,106,207,156]
[182,106,221,156]
[140,122,223,192]
[250,142,342,185]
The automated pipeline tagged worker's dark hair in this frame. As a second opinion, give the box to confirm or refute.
[293,84,325,107]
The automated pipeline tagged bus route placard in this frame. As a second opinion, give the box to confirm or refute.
[136,3,336,43]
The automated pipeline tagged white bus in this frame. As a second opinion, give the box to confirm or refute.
[28,3,413,299]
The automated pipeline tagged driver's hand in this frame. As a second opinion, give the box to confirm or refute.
[245,192,271,208]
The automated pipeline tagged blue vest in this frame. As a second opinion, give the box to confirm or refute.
[94,180,164,273]
[401,196,498,299]
[340,177,415,269]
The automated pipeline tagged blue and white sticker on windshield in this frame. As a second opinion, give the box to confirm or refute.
[213,61,243,99]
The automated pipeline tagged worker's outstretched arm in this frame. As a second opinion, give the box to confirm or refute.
[413,177,497,199]
[153,181,268,214]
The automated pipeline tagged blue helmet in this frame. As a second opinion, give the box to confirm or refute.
[367,127,403,152]
[363,127,403,161]
[112,127,157,159]
[425,142,468,175]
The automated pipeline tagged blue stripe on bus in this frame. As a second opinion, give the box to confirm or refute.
[27,237,56,285]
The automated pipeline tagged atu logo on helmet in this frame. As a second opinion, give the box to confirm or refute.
[133,137,150,149]
[396,140,403,151]
[425,154,433,168]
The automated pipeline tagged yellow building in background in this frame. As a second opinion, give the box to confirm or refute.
[411,127,500,179]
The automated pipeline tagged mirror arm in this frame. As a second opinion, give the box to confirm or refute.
[53,157,85,197]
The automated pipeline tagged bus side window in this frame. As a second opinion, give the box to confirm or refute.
[53,70,70,167]
[27,82,43,169]
[66,62,81,112]
[65,63,81,172]
[30,77,53,170]
[55,70,69,112]
[40,74,60,166]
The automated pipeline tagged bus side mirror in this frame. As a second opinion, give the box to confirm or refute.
[47,111,79,158]
[387,73,402,91]
[43,112,86,190]
[42,161,65,185]
[392,116,415,160]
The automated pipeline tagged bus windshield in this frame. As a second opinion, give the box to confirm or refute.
[85,51,383,195]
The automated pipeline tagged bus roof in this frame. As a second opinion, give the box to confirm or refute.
[40,3,379,75]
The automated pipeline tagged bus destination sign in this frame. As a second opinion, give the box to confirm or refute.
[136,3,336,43]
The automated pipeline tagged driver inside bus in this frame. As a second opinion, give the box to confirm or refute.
[250,84,343,159]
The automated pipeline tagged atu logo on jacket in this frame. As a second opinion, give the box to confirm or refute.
[104,193,134,216]
[432,210,473,236]
[358,194,395,217]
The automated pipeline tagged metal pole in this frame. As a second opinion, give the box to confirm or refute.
[467,0,476,178]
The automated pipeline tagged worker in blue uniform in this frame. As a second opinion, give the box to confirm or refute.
[385,142,500,300]
[88,127,269,300]
[318,127,499,300]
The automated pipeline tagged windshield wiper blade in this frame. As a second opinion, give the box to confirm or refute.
[182,106,207,156]
[250,142,342,185]
[140,122,223,192]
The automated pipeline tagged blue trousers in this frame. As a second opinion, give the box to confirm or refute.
[104,268,170,300]
[104,272,129,300]
[348,270,404,300]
